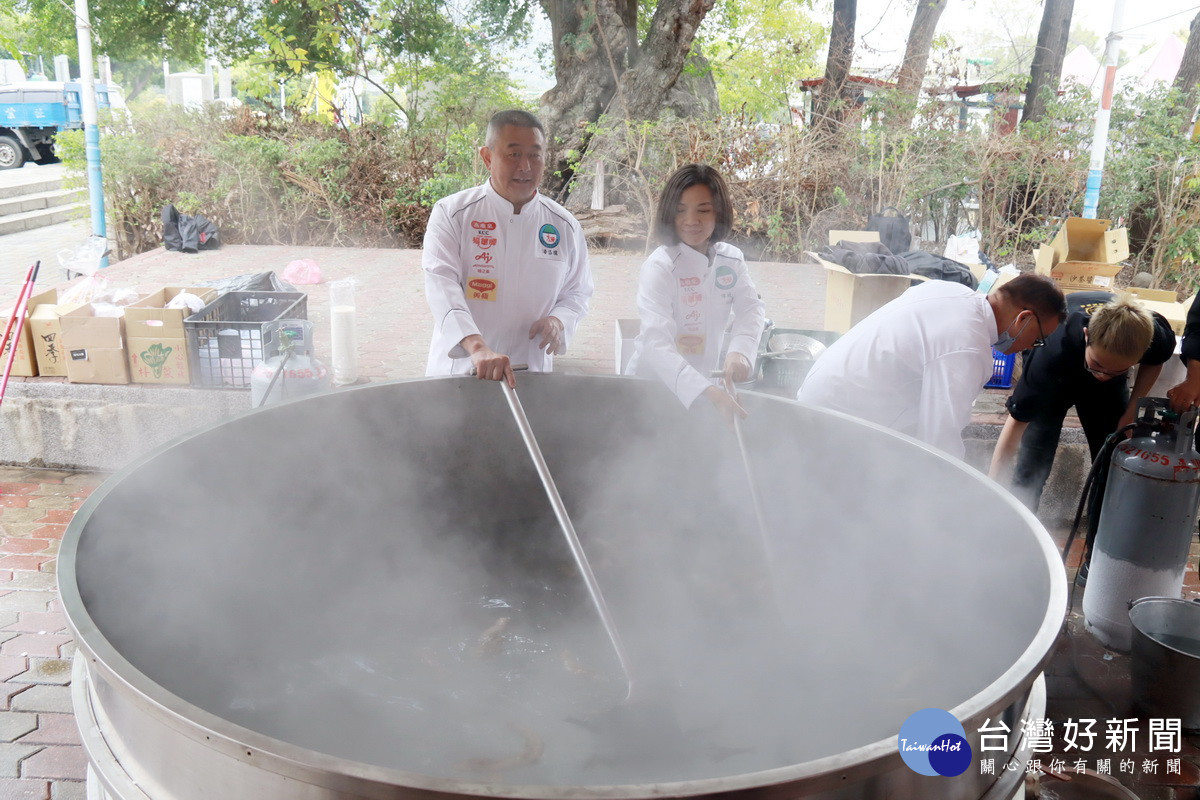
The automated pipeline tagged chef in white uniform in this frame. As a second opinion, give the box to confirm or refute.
[423,110,593,386]
[626,164,765,420]
[796,274,1066,459]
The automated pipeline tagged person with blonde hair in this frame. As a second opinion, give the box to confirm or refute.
[989,292,1176,576]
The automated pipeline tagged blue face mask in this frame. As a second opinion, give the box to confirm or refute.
[993,314,1030,354]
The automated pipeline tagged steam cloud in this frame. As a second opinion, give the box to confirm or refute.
[67,375,1055,787]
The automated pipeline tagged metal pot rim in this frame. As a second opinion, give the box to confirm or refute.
[58,375,1069,798]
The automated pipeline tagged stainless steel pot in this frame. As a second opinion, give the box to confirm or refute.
[1130,596,1200,730]
[60,374,1066,799]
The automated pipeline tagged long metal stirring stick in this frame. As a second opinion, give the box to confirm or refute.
[713,373,779,593]
[498,378,634,700]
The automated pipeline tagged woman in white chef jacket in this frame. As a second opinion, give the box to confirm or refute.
[625,164,766,420]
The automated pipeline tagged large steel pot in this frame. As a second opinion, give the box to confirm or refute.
[60,374,1066,799]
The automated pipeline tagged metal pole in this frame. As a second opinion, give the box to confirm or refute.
[499,380,634,700]
[73,0,107,263]
[1082,0,1125,219]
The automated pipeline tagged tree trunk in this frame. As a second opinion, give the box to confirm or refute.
[538,0,635,194]
[608,0,715,121]
[811,0,857,135]
[1173,11,1200,129]
[1022,0,1074,124]
[539,0,716,203]
[891,0,948,126]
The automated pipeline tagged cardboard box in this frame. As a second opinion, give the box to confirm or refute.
[60,304,129,384]
[124,287,216,338]
[1034,218,1130,292]
[127,337,190,384]
[26,290,66,377]
[1127,287,1178,304]
[124,287,216,384]
[1135,294,1194,337]
[65,347,129,384]
[0,295,39,377]
[813,230,927,334]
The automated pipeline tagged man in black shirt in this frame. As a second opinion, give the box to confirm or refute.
[989,292,1176,516]
[1167,294,1200,413]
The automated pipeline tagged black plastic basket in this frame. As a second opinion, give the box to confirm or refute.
[757,328,840,393]
[184,291,308,388]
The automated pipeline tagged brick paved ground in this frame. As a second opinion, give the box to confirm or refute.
[0,467,104,799]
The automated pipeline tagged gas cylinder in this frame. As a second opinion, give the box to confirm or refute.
[250,319,331,408]
[1083,398,1200,651]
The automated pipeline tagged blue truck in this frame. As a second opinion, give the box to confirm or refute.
[0,71,123,169]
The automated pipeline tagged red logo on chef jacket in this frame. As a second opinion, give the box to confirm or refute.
[471,221,498,251]
[679,276,701,288]
[684,292,703,308]
[467,277,498,301]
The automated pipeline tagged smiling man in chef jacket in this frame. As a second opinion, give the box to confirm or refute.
[422,110,594,387]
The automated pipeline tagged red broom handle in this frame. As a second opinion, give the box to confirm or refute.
[0,261,41,408]
[0,261,37,363]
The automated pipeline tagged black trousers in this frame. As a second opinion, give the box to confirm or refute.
[1010,381,1128,536]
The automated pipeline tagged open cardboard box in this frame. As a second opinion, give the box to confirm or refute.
[26,289,67,377]
[59,303,130,385]
[809,230,926,334]
[1126,287,1178,304]
[1034,218,1130,292]
[1134,294,1194,337]
[125,287,217,385]
[0,305,38,377]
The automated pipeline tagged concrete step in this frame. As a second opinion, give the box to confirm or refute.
[0,188,84,217]
[0,177,62,200]
[0,202,87,235]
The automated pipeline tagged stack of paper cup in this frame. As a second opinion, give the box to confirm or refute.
[329,279,358,385]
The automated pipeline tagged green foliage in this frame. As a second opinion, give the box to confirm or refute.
[416,124,486,206]
[696,0,824,121]
[59,104,450,259]
[1099,85,1200,287]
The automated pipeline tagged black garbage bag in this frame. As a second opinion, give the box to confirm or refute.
[867,207,911,255]
[162,205,183,251]
[899,250,979,289]
[819,240,909,275]
[162,204,221,253]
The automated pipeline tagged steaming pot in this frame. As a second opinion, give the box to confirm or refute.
[60,374,1065,800]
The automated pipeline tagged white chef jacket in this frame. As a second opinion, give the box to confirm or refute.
[796,281,997,459]
[423,181,593,375]
[626,242,766,407]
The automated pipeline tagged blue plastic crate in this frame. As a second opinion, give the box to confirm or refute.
[985,348,1015,389]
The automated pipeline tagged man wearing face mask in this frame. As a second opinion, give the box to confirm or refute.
[797,274,1066,460]
[989,294,1174,575]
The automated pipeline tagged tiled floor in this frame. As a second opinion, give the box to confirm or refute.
[0,467,104,799]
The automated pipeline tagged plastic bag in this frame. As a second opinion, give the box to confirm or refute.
[162,204,220,253]
[283,259,323,285]
[166,292,209,314]
[866,207,911,255]
[197,271,298,294]
[57,235,110,282]
[944,233,981,264]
